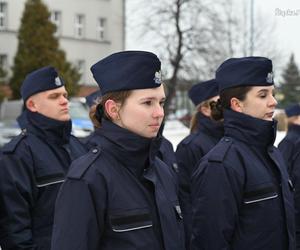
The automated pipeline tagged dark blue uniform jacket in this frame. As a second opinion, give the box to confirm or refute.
[51,120,185,250]
[280,127,300,249]
[278,124,300,175]
[175,112,223,245]
[191,109,296,250]
[0,111,87,250]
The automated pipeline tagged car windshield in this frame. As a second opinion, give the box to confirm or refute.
[69,101,90,119]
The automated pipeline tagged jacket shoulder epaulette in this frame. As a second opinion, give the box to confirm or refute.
[67,146,102,179]
[180,133,197,145]
[207,137,233,163]
[1,130,27,154]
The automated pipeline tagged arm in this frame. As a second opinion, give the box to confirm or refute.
[0,153,37,250]
[290,150,300,250]
[51,178,105,250]
[175,143,203,247]
[190,160,243,250]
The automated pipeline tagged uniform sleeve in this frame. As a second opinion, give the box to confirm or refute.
[290,149,300,249]
[175,143,203,247]
[278,139,294,174]
[0,153,37,250]
[51,178,106,250]
[190,160,243,250]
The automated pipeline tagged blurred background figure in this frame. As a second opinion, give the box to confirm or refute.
[278,103,300,172]
[175,79,223,247]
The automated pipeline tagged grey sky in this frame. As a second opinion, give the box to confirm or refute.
[256,0,300,65]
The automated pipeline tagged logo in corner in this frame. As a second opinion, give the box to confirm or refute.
[153,71,162,84]
[266,72,274,83]
[55,77,62,86]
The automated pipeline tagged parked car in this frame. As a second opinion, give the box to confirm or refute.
[0,100,23,147]
[0,119,21,148]
[69,99,94,138]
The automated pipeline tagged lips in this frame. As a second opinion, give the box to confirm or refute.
[149,124,160,129]
[266,111,274,117]
[61,108,69,113]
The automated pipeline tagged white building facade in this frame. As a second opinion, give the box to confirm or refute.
[0,0,125,85]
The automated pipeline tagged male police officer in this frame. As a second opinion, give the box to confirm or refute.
[0,66,86,250]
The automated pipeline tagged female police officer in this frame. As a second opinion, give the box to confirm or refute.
[190,57,295,250]
[175,79,223,245]
[51,51,185,250]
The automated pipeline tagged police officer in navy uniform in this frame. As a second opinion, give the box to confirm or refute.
[191,57,296,250]
[278,104,300,173]
[51,51,185,250]
[0,66,87,250]
[175,79,223,246]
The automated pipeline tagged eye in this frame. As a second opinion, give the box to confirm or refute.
[160,100,165,107]
[49,94,59,99]
[143,101,152,106]
[258,92,267,98]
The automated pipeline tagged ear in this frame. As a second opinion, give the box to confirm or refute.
[199,105,210,117]
[25,97,38,112]
[230,97,243,112]
[104,99,120,121]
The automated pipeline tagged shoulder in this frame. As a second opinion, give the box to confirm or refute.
[206,137,234,163]
[160,137,174,150]
[180,133,198,145]
[67,146,102,180]
[192,137,242,181]
[1,130,27,154]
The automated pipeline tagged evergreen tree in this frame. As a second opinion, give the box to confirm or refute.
[280,53,300,107]
[0,65,7,102]
[10,0,80,99]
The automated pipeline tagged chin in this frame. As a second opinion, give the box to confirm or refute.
[263,117,273,121]
[58,115,71,121]
[143,132,158,138]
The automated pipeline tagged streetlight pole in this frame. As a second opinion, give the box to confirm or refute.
[250,0,254,56]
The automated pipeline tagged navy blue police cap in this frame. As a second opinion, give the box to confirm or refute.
[21,66,64,102]
[90,51,162,95]
[188,79,219,106]
[285,104,300,117]
[85,90,102,107]
[216,56,274,92]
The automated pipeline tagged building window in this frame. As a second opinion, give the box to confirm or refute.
[0,2,7,30]
[97,18,107,41]
[74,14,85,38]
[76,59,85,82]
[51,10,62,36]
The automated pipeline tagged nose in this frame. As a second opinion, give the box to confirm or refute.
[269,95,277,107]
[153,105,164,119]
[60,95,69,105]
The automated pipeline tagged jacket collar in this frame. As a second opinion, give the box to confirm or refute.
[287,124,300,135]
[26,110,72,145]
[95,119,161,178]
[224,109,277,147]
[196,112,224,139]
